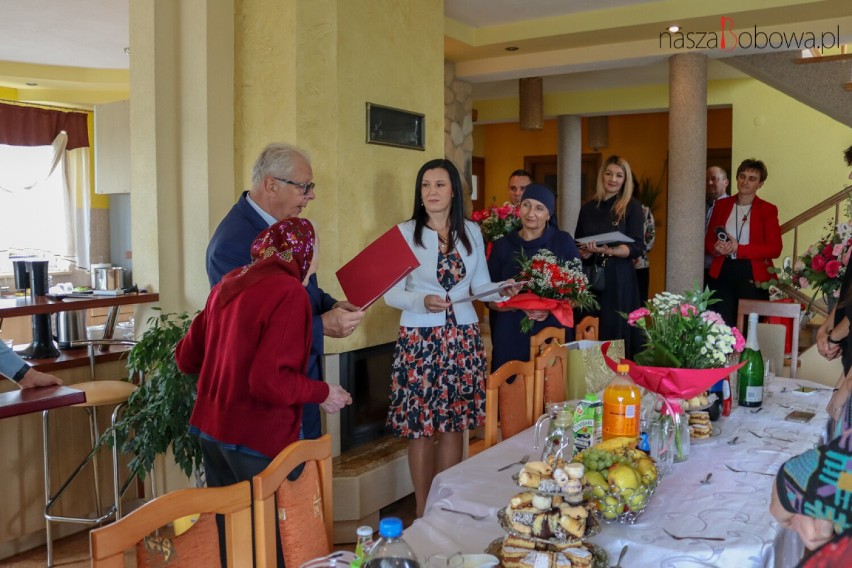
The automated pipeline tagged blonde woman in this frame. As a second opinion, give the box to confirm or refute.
[576,155,646,358]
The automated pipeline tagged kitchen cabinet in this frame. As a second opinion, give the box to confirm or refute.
[94,99,130,194]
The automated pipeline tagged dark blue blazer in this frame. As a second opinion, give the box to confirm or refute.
[206,192,337,438]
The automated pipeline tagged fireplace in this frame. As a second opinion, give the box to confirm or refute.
[337,341,395,453]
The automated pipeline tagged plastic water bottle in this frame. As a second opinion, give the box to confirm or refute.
[363,517,420,568]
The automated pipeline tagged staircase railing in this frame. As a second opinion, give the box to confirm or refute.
[776,184,852,318]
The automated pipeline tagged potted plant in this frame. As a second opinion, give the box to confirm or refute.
[106,309,202,482]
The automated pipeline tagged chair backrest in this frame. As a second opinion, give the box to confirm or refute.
[90,481,253,568]
[485,359,536,449]
[533,343,568,411]
[252,435,333,568]
[737,299,801,378]
[757,323,785,381]
[529,326,566,361]
[575,316,600,341]
[798,344,844,388]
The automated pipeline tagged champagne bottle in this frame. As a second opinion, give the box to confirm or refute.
[738,312,764,408]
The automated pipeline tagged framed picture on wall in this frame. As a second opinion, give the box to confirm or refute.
[366,103,425,150]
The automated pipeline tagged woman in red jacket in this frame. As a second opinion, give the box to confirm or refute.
[705,158,782,327]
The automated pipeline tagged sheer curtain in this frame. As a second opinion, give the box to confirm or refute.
[0,102,93,273]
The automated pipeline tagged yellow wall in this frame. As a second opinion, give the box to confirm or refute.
[235,0,445,352]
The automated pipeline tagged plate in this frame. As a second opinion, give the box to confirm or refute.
[685,393,718,412]
[485,538,607,568]
[690,423,721,442]
[497,506,601,544]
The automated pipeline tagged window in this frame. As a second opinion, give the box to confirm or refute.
[0,140,83,275]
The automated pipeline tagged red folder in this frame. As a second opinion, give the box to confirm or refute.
[336,226,420,309]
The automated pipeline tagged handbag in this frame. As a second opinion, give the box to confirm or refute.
[583,257,607,292]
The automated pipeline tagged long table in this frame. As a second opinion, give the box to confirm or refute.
[403,377,832,567]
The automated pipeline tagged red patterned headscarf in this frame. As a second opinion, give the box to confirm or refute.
[217,218,315,306]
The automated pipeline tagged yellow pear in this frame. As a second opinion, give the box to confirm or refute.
[608,464,641,492]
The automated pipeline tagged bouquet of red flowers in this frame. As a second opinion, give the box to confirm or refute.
[472,203,521,256]
[498,249,598,332]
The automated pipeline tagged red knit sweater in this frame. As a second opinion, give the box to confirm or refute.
[175,270,330,458]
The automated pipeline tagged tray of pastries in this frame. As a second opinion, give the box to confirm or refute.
[486,535,607,568]
[498,493,601,544]
[512,460,586,503]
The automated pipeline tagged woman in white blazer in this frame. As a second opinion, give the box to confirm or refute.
[384,159,515,517]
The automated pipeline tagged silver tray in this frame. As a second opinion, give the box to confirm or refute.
[497,506,601,545]
[485,537,607,568]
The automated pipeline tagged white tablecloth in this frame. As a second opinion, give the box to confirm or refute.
[403,377,832,567]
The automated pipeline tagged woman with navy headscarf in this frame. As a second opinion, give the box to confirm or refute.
[487,184,580,369]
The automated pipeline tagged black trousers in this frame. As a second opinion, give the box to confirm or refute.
[707,258,769,328]
[200,438,286,568]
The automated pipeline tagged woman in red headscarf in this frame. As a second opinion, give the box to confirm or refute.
[176,218,351,568]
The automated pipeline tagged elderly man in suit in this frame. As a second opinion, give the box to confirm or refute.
[207,143,364,440]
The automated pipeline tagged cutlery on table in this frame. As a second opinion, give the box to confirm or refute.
[750,407,763,414]
[611,545,628,568]
[497,454,530,472]
[727,436,740,445]
[724,464,776,476]
[440,507,489,520]
[699,472,713,485]
[663,528,725,541]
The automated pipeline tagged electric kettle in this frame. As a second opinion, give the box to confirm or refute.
[54,310,87,349]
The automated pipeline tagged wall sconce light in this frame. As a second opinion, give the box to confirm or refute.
[519,77,543,131]
[588,116,609,151]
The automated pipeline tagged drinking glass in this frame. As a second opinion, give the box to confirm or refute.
[763,357,775,397]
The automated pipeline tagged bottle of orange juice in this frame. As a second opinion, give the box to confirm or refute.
[602,363,641,440]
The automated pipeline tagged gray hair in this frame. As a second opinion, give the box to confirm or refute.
[250,143,311,186]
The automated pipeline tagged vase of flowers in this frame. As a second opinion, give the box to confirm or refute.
[497,249,599,332]
[471,203,521,257]
[769,214,852,310]
[603,286,745,463]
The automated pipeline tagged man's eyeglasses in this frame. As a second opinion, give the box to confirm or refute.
[273,176,316,195]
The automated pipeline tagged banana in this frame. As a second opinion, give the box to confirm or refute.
[592,436,637,453]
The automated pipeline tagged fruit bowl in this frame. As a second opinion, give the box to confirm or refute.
[576,442,660,525]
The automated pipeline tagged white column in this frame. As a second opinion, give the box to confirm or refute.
[557,115,582,234]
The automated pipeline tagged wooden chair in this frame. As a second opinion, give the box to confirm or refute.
[533,342,568,411]
[737,299,801,378]
[575,316,600,341]
[90,481,253,568]
[484,360,537,449]
[252,435,333,568]
[529,326,565,361]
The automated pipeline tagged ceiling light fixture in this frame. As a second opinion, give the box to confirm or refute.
[668,25,680,33]
[505,46,519,52]
[25,82,37,86]
[124,47,131,56]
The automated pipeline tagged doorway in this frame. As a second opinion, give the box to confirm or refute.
[524,153,602,202]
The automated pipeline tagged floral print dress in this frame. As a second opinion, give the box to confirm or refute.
[387,246,487,439]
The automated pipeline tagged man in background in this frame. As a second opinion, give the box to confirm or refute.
[507,169,534,206]
[207,142,364,439]
[704,166,729,283]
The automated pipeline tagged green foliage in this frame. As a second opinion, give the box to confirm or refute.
[634,159,667,217]
[105,309,201,480]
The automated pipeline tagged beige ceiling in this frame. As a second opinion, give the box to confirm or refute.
[0,0,850,105]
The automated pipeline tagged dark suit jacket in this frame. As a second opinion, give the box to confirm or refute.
[206,191,337,438]
[705,194,782,283]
